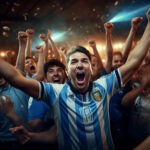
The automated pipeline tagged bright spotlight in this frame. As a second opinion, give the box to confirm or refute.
[51,31,67,42]
[109,5,150,23]
[102,46,106,50]
[102,59,106,63]
[0,52,6,57]
[118,43,123,48]
[32,31,68,51]
[114,44,119,49]
[97,45,102,51]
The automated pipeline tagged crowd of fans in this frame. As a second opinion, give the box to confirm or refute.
[0,8,150,150]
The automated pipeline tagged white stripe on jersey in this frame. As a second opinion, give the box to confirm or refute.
[83,93,97,150]
[66,87,80,150]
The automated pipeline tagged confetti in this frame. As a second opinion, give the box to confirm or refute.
[36,7,40,10]
[2,32,8,37]
[92,8,96,12]
[114,1,119,6]
[14,2,20,6]
[2,26,10,31]
[11,8,15,12]
[34,13,38,16]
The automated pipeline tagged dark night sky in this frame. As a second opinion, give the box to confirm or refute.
[0,0,150,52]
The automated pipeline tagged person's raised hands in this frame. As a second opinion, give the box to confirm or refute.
[26,29,34,39]
[88,40,96,48]
[132,17,143,31]
[40,33,48,43]
[18,31,28,43]
[104,22,114,34]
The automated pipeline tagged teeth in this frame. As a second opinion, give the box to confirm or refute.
[53,79,60,82]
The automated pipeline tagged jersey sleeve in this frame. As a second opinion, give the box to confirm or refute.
[95,69,122,97]
[38,81,64,106]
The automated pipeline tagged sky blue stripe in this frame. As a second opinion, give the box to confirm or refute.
[75,94,87,149]
[59,84,71,149]
[88,91,103,150]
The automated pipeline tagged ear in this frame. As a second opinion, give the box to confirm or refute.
[65,68,69,79]
[90,63,93,75]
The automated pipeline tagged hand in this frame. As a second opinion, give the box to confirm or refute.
[35,45,43,54]
[132,17,143,30]
[0,96,15,117]
[47,29,51,39]
[6,50,12,57]
[26,29,34,39]
[9,126,30,144]
[18,32,28,42]
[104,22,114,33]
[60,46,68,54]
[88,40,96,48]
[39,33,48,42]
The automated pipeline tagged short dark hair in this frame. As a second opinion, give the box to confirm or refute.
[113,51,122,58]
[66,46,91,64]
[25,56,33,60]
[44,59,66,76]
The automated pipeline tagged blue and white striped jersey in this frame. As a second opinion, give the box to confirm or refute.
[39,69,122,150]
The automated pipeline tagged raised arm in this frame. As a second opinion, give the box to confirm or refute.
[104,22,114,73]
[120,8,150,84]
[5,50,13,65]
[48,29,61,60]
[122,17,143,63]
[40,33,49,63]
[89,40,104,73]
[26,29,34,57]
[122,67,150,106]
[134,136,150,150]
[34,46,44,81]
[15,31,27,73]
[0,58,39,98]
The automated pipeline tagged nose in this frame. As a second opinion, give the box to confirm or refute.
[53,70,58,76]
[76,61,83,69]
[118,61,123,67]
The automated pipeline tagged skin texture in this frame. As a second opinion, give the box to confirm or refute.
[46,65,65,84]
[25,58,37,76]
[112,54,123,70]
[67,52,93,93]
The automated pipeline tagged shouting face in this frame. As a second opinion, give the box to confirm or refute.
[67,52,92,93]
[46,65,65,84]
[25,58,37,76]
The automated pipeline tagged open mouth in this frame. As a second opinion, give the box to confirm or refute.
[76,72,85,82]
[30,66,35,70]
[53,79,60,83]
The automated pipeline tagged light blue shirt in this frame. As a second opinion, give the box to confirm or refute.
[0,85,29,142]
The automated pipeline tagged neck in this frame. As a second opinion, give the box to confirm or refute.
[69,80,92,94]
